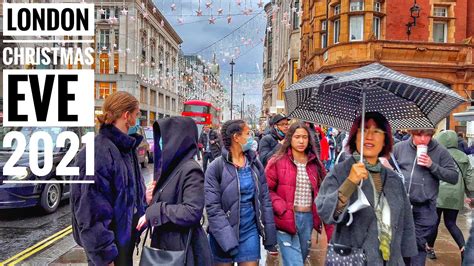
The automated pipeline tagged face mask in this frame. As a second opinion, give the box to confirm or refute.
[128,125,139,135]
[275,127,285,138]
[346,185,370,226]
[241,136,254,152]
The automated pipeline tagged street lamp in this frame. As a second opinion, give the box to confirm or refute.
[241,93,246,119]
[406,0,421,39]
[230,59,235,120]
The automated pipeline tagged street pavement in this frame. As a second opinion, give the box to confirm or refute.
[1,162,472,265]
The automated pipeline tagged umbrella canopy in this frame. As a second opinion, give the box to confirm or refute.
[285,63,466,131]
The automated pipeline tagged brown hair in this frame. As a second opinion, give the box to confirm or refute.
[409,129,435,136]
[96,91,139,125]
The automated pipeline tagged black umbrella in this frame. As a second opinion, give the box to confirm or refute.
[285,63,466,162]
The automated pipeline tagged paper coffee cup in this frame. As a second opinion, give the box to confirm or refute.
[417,145,428,158]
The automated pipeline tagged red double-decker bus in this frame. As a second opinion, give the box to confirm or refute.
[182,100,221,134]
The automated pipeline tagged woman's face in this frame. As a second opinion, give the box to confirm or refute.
[234,125,251,146]
[355,119,385,161]
[291,128,309,153]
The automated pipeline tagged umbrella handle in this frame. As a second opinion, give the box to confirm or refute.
[360,92,366,163]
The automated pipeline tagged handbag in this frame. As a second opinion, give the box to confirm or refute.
[139,227,193,266]
[139,159,195,266]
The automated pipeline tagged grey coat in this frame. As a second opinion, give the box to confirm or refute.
[392,137,458,204]
[316,157,417,265]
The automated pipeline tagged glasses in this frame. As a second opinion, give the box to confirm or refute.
[276,122,289,127]
[357,128,385,136]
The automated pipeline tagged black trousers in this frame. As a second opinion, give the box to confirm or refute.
[202,152,214,173]
[427,208,465,249]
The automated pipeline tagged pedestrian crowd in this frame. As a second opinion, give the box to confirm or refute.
[70,92,474,266]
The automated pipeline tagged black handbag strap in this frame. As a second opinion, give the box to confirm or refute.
[142,226,194,257]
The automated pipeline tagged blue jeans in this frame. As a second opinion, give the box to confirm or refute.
[277,212,313,266]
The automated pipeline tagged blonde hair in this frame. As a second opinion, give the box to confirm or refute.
[97,91,139,125]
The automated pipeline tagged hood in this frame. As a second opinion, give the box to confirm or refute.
[434,130,458,149]
[153,116,198,182]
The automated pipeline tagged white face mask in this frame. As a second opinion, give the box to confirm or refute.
[346,185,370,226]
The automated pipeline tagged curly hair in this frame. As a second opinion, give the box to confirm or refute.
[221,119,246,161]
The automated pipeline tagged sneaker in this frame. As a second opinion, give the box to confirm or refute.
[427,248,437,260]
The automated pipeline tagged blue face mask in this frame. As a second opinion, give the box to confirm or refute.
[275,127,285,138]
[241,136,254,152]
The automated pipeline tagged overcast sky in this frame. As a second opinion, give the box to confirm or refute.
[154,0,270,110]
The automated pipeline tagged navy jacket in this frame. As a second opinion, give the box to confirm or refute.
[205,148,277,253]
[258,128,283,167]
[71,124,146,265]
[146,117,212,266]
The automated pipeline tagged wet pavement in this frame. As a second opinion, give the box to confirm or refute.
[1,161,472,265]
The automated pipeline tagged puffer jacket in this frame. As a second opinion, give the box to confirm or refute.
[265,149,333,238]
[204,148,277,253]
[435,130,474,210]
[71,124,146,266]
[258,128,284,167]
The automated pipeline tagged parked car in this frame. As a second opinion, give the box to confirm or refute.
[0,127,84,213]
[143,126,154,163]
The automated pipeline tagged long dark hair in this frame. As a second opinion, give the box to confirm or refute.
[347,112,393,157]
[274,121,318,160]
[221,119,246,161]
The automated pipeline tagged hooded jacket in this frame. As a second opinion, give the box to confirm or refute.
[145,117,212,266]
[392,137,458,204]
[204,148,277,253]
[258,127,284,167]
[434,130,474,210]
[265,149,333,238]
[71,124,146,266]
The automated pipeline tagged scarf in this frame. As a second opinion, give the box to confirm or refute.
[352,152,392,261]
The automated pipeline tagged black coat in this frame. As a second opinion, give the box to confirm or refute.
[258,128,283,167]
[145,117,212,266]
[199,129,222,159]
[71,124,146,266]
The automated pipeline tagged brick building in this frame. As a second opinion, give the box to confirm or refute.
[299,0,474,131]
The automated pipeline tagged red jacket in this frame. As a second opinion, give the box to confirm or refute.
[315,126,330,161]
[265,149,334,240]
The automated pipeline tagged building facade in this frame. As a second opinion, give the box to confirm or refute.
[299,0,474,131]
[261,0,302,122]
[182,55,225,110]
[91,0,183,126]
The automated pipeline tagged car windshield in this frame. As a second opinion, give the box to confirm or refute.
[0,127,64,152]
[144,129,153,140]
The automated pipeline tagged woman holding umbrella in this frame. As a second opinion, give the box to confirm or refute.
[316,112,417,265]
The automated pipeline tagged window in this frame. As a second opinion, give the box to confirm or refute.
[374,1,382,12]
[100,8,110,20]
[99,53,109,74]
[291,60,298,83]
[373,17,381,39]
[334,19,340,44]
[350,16,364,41]
[321,20,327,31]
[293,0,300,29]
[140,85,147,104]
[98,29,110,51]
[98,82,110,99]
[321,33,327,48]
[433,22,447,43]
[350,0,364,11]
[334,4,341,15]
[114,53,119,74]
[433,7,448,17]
[150,90,157,106]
